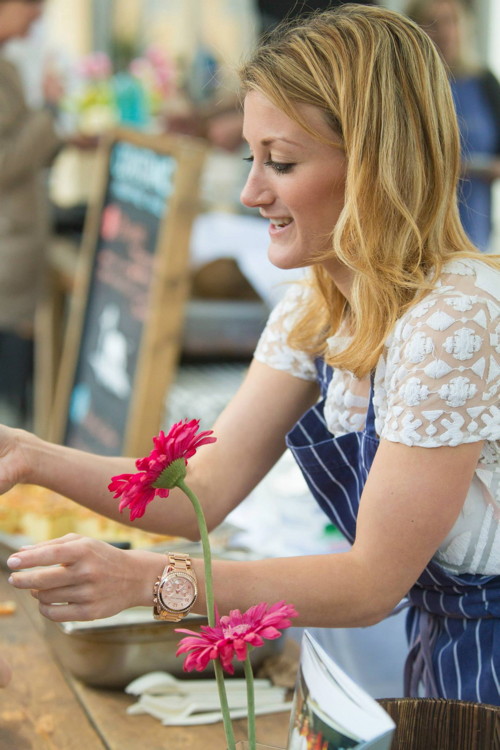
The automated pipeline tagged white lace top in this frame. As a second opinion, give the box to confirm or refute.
[255,258,500,575]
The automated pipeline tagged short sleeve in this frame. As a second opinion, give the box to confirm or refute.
[254,283,317,381]
[380,261,500,447]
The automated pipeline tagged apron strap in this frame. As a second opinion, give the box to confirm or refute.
[364,371,377,440]
[404,609,441,698]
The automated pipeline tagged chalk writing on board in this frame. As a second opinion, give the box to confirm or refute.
[65,141,178,455]
[109,143,176,217]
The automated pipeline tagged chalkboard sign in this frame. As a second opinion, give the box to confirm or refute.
[49,129,206,456]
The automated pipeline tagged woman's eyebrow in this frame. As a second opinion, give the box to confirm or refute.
[242,132,304,148]
[259,136,303,147]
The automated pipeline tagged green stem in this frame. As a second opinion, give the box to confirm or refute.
[178,478,215,627]
[214,659,237,750]
[177,478,236,750]
[244,654,256,750]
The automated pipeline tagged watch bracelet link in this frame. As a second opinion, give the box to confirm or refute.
[153,552,194,622]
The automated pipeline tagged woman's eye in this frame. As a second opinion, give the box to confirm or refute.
[242,156,294,174]
[264,160,294,174]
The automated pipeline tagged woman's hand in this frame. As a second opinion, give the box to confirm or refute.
[7,534,164,622]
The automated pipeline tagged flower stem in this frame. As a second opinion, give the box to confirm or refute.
[177,478,215,626]
[244,654,256,750]
[213,659,237,750]
[177,478,236,750]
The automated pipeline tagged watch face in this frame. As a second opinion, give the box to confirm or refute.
[159,572,196,612]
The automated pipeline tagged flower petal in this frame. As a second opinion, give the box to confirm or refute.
[109,419,217,521]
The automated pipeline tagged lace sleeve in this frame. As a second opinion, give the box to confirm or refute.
[381,264,500,447]
[254,283,317,381]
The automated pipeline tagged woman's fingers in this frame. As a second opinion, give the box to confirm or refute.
[21,532,83,547]
[32,582,93,605]
[7,534,88,573]
[10,562,77,591]
[37,601,101,623]
[6,534,161,622]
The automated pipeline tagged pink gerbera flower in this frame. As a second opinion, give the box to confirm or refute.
[175,601,298,675]
[107,417,296,750]
[108,419,216,521]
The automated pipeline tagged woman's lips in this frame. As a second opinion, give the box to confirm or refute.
[268,218,293,236]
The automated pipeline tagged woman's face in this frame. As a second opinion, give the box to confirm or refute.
[240,91,347,272]
[0,1,43,43]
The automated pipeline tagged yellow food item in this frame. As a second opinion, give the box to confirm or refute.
[0,484,173,548]
[35,714,56,736]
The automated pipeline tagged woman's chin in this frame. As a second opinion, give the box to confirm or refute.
[267,247,307,271]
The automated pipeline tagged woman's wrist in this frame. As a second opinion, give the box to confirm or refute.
[9,427,44,486]
[128,550,167,608]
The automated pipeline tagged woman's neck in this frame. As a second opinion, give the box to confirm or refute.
[321,257,354,304]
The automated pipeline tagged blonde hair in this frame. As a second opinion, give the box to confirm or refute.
[240,3,498,378]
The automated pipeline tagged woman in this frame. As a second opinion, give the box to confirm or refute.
[407,0,500,253]
[4,5,500,703]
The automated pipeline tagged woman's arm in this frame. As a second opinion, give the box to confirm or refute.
[0,360,318,538]
[204,437,483,626]
[461,155,500,183]
[7,437,482,627]
[0,62,62,186]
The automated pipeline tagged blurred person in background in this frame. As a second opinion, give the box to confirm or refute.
[170,0,378,153]
[257,0,375,32]
[0,0,93,427]
[407,0,500,253]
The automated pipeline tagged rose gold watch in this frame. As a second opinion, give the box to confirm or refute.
[153,553,198,622]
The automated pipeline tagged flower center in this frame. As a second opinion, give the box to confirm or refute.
[224,624,250,637]
[153,457,187,489]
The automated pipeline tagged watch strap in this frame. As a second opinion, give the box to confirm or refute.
[153,553,196,622]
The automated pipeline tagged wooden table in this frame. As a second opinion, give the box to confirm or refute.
[0,571,289,750]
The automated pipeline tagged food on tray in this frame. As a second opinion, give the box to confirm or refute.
[0,484,175,547]
[35,714,56,736]
[0,600,16,616]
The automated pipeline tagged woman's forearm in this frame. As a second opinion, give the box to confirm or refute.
[11,429,204,538]
[7,540,400,628]
[192,553,399,629]
[3,363,317,539]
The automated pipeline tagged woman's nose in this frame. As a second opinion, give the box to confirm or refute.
[240,171,274,209]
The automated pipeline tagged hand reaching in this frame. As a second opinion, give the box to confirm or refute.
[42,56,66,109]
[7,534,162,622]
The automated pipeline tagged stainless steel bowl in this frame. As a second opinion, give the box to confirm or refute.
[44,607,284,689]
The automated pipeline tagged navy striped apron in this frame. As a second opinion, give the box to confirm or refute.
[286,359,500,704]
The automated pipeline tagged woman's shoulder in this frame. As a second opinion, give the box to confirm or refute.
[384,256,499,381]
[402,257,499,329]
[254,281,317,381]
[439,257,500,297]
[379,257,499,449]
